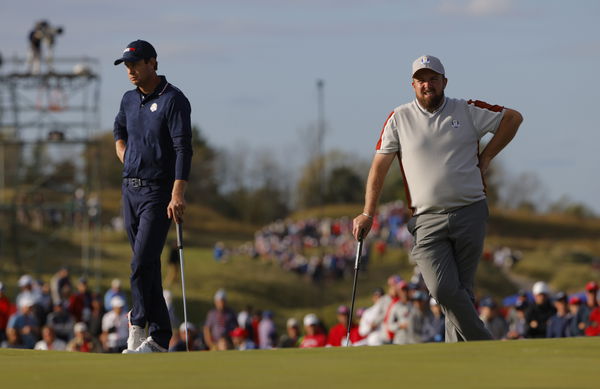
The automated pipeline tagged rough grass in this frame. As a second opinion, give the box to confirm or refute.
[486,208,600,292]
[1,337,598,389]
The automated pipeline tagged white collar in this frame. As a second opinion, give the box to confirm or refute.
[415,96,447,116]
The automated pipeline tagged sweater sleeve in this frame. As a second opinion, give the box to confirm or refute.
[113,97,128,142]
[167,93,193,181]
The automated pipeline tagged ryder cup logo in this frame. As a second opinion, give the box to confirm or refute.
[421,56,431,64]
[451,120,460,128]
[150,103,158,112]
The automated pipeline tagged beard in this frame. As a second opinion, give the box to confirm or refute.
[417,91,445,112]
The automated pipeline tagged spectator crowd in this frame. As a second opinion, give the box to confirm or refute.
[245,201,413,283]
[2,265,598,353]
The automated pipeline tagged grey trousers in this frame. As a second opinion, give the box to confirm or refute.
[407,199,492,342]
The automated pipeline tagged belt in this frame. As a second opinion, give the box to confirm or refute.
[123,178,166,187]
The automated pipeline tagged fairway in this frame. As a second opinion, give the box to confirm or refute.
[1,338,598,389]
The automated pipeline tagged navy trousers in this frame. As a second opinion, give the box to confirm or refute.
[122,181,172,348]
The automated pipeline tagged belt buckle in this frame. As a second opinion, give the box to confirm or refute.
[130,178,142,187]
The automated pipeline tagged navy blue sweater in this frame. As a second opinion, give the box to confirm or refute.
[113,76,193,182]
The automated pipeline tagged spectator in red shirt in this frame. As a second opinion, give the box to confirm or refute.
[584,281,600,336]
[68,277,92,322]
[327,305,360,346]
[0,282,17,343]
[300,313,326,348]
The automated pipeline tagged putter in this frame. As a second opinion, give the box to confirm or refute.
[176,222,190,352]
[345,229,365,346]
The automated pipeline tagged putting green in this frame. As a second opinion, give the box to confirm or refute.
[1,338,598,389]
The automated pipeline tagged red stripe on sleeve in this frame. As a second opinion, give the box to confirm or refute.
[467,99,504,112]
[375,111,395,150]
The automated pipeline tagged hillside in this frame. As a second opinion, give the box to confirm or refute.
[0,197,598,329]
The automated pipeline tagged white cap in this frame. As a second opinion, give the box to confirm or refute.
[74,322,87,333]
[179,321,196,332]
[303,313,319,327]
[412,55,445,77]
[18,275,33,287]
[286,318,299,328]
[430,297,439,306]
[214,288,227,301]
[110,296,125,308]
[19,295,35,308]
[532,281,550,295]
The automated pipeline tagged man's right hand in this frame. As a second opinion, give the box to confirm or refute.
[115,140,126,164]
[352,213,373,240]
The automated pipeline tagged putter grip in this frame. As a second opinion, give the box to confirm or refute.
[176,222,183,249]
[358,228,366,241]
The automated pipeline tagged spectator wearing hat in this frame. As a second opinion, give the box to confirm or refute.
[15,275,41,310]
[7,296,40,348]
[258,311,277,349]
[525,281,556,338]
[327,305,360,346]
[100,296,128,352]
[584,281,599,310]
[203,289,238,351]
[170,322,206,351]
[358,287,387,346]
[66,322,101,353]
[567,296,585,337]
[278,318,301,348]
[584,281,600,336]
[506,300,528,339]
[0,282,16,343]
[104,278,128,312]
[385,281,412,345]
[424,298,445,342]
[46,302,75,342]
[34,326,67,351]
[299,313,326,348]
[408,290,433,343]
[479,297,508,340]
[231,327,256,351]
[546,292,570,338]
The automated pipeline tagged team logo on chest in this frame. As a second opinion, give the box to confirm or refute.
[451,119,460,128]
[150,103,158,112]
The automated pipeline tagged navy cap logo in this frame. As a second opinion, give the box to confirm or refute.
[451,120,460,128]
[421,56,431,64]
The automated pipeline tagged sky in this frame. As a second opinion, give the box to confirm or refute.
[1,0,599,213]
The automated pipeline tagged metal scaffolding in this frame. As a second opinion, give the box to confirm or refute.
[0,55,102,282]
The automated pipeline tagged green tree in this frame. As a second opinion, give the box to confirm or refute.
[324,166,364,204]
[296,150,371,209]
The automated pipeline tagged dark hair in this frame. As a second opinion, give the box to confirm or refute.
[144,57,158,71]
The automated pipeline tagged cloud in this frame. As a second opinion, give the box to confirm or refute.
[438,0,515,17]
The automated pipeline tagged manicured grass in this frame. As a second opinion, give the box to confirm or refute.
[1,337,598,389]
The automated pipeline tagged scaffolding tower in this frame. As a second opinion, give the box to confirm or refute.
[0,55,102,283]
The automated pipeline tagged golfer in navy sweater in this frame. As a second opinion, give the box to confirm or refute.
[113,40,192,353]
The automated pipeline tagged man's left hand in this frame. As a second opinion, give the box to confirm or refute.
[167,192,186,224]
